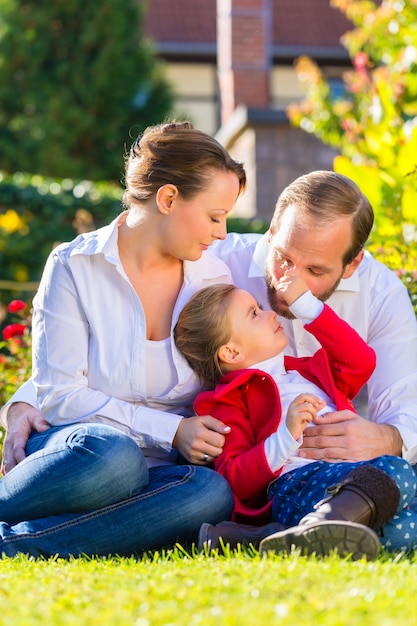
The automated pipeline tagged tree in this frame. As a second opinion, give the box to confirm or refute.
[287,0,417,244]
[0,0,174,180]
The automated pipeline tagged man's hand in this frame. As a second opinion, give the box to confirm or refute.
[299,409,403,462]
[1,402,50,474]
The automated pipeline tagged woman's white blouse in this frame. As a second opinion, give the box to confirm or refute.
[30,214,232,463]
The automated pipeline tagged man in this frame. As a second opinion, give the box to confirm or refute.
[2,172,417,550]
[211,171,417,467]
[194,170,417,552]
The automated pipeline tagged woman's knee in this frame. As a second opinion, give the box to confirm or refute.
[148,465,233,524]
[66,424,149,494]
[191,467,234,522]
[30,423,149,500]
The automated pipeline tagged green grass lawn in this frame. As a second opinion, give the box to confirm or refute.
[1,547,417,626]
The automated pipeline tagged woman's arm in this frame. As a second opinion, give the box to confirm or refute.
[1,401,50,473]
[31,247,183,451]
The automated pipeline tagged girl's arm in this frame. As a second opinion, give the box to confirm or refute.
[304,304,376,399]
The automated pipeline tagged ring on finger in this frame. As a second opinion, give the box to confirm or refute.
[202,453,209,463]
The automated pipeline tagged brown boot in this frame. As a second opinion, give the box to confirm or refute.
[198,520,286,551]
[259,465,400,560]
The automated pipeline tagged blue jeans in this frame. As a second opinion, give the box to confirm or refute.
[269,455,417,552]
[0,424,233,558]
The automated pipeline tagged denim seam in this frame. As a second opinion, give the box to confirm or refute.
[2,465,197,543]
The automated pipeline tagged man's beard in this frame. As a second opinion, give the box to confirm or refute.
[265,270,343,319]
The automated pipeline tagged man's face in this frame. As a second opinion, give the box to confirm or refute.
[265,205,356,319]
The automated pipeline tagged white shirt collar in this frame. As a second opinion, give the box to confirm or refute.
[68,213,121,262]
[66,213,231,284]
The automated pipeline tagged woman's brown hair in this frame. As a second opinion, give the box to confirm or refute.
[123,121,246,207]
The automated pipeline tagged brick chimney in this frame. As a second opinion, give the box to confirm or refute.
[217,0,272,125]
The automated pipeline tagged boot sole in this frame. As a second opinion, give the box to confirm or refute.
[259,521,381,560]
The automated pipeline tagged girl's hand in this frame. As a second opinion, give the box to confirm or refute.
[172,415,231,465]
[276,268,309,306]
[286,393,326,441]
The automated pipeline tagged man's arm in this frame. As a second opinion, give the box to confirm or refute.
[358,260,417,461]
[297,255,417,462]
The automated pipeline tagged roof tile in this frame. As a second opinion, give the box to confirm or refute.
[144,0,353,49]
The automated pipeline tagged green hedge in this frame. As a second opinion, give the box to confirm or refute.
[0,171,416,316]
[0,172,123,290]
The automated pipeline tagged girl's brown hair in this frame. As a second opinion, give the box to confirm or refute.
[123,121,246,207]
[174,284,237,387]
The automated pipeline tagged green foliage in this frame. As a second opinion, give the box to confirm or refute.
[0,174,415,410]
[0,176,272,291]
[227,216,270,235]
[367,232,417,315]
[0,0,174,181]
[1,550,417,625]
[0,299,32,407]
[0,171,123,286]
[287,0,417,243]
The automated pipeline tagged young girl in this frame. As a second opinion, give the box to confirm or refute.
[174,272,417,558]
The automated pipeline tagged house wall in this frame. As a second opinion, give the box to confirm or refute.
[165,63,218,134]
[270,66,306,109]
[217,108,338,221]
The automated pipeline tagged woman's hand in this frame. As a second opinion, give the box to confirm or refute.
[172,415,231,465]
[1,402,50,474]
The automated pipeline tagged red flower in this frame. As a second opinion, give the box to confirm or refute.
[2,324,26,340]
[8,300,27,313]
[353,52,368,72]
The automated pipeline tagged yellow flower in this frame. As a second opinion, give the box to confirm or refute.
[0,210,26,233]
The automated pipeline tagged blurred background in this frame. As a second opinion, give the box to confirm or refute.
[0,0,416,403]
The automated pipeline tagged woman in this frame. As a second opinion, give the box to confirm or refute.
[0,121,246,558]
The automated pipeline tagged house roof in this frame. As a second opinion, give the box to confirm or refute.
[143,0,353,59]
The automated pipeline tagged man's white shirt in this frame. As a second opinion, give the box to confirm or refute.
[212,232,417,463]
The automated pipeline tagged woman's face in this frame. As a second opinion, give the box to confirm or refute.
[161,170,241,261]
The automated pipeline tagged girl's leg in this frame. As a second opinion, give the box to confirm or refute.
[0,424,149,523]
[270,455,416,527]
[261,456,415,558]
[372,457,417,551]
[0,465,234,558]
[380,509,417,552]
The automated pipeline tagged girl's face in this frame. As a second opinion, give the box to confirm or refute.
[159,170,241,261]
[223,288,288,368]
